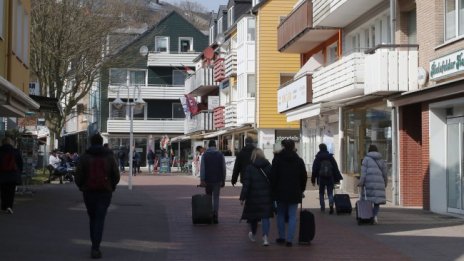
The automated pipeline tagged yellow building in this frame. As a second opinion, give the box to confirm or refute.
[0,0,38,119]
[252,0,300,157]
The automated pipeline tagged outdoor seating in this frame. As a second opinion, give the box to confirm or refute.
[46,164,64,184]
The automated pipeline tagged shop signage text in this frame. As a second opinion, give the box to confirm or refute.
[430,50,464,80]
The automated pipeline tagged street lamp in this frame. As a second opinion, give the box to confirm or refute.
[111,86,145,190]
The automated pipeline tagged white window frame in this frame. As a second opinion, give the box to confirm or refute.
[23,12,29,65]
[0,0,5,40]
[445,0,464,41]
[15,0,23,61]
[155,36,169,53]
[345,12,390,54]
[218,17,223,34]
[209,26,215,45]
[109,68,147,86]
[228,6,234,28]
[178,37,193,53]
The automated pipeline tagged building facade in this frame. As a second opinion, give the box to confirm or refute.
[101,11,208,167]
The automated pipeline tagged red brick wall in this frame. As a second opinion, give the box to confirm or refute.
[399,104,424,207]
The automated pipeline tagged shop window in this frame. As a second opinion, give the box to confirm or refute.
[343,105,392,177]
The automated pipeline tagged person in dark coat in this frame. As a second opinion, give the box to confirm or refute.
[200,140,226,224]
[311,143,343,214]
[240,148,273,246]
[231,136,255,186]
[0,137,23,214]
[75,133,120,259]
[270,139,307,247]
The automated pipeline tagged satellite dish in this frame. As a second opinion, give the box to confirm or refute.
[203,47,215,60]
[139,45,149,57]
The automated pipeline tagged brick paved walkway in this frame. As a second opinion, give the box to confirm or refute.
[1,174,463,260]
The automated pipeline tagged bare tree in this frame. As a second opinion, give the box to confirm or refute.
[174,0,209,30]
[30,0,131,148]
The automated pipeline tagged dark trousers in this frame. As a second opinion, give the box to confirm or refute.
[83,191,112,250]
[0,183,16,210]
[205,183,221,217]
[319,179,334,209]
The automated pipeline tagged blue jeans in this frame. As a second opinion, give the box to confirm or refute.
[249,218,270,236]
[83,191,112,250]
[319,179,334,209]
[205,183,221,217]
[276,202,298,243]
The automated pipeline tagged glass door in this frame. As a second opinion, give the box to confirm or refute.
[447,117,464,213]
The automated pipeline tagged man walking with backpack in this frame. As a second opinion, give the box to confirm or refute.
[311,143,342,214]
[75,133,120,259]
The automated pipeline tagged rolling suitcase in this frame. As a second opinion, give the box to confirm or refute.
[298,204,315,244]
[356,187,374,225]
[191,194,213,224]
[333,190,353,215]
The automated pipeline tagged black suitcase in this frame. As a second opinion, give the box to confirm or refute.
[298,208,315,244]
[334,194,353,214]
[192,194,213,224]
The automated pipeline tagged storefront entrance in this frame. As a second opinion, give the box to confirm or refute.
[447,117,464,214]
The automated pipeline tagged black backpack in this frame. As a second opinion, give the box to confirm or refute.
[319,159,333,179]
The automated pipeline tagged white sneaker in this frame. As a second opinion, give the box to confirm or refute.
[6,208,13,214]
[262,235,269,246]
[373,216,378,224]
[248,232,256,242]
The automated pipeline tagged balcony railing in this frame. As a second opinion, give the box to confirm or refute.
[236,98,255,125]
[214,58,226,83]
[312,52,365,103]
[185,67,217,95]
[107,118,184,133]
[277,0,312,52]
[147,51,200,67]
[213,106,225,129]
[225,103,237,128]
[225,51,237,77]
[186,110,215,133]
[108,84,184,100]
[364,45,419,95]
[313,0,384,27]
[277,74,312,113]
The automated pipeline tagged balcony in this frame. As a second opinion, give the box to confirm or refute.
[278,0,339,53]
[236,98,255,125]
[213,106,225,129]
[313,0,384,27]
[108,84,184,100]
[225,103,237,128]
[364,45,419,95]
[147,51,200,67]
[107,118,184,133]
[225,51,237,77]
[186,110,215,133]
[185,67,218,96]
[312,52,364,103]
[278,74,312,113]
[214,58,226,83]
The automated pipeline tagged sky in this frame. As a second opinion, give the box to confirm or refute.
[168,0,228,13]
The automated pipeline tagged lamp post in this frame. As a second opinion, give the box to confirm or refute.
[111,86,145,190]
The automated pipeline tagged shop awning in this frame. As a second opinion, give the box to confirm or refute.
[170,135,191,143]
[29,95,60,114]
[0,76,40,117]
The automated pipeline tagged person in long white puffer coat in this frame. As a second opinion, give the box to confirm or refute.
[359,144,388,224]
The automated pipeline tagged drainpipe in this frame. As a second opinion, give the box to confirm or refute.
[390,0,399,206]
[391,106,399,205]
[390,0,396,44]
